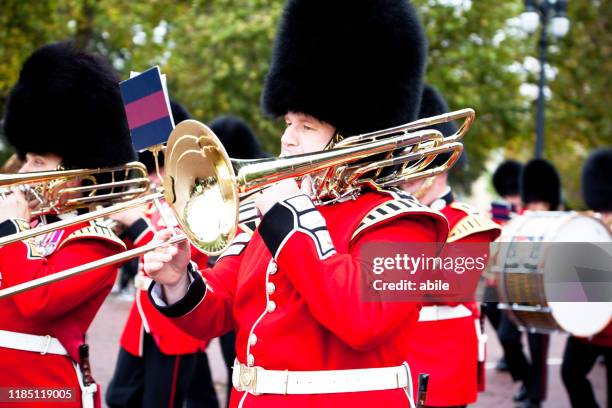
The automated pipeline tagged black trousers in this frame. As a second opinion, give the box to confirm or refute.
[561,335,611,408]
[106,332,219,408]
[497,312,550,402]
[481,302,502,331]
[185,350,220,408]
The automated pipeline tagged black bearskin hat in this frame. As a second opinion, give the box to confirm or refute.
[493,159,523,197]
[138,100,192,172]
[582,148,612,212]
[262,0,427,137]
[417,84,466,170]
[3,42,135,169]
[521,158,561,210]
[209,115,267,159]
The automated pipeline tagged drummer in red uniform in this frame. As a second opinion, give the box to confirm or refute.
[142,0,452,407]
[497,158,561,408]
[401,85,501,408]
[0,42,136,407]
[561,148,612,408]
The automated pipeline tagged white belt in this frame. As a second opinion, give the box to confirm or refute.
[134,274,153,291]
[0,330,97,407]
[418,304,472,322]
[232,360,414,399]
[0,329,68,355]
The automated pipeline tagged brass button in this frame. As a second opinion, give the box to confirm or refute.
[247,354,255,366]
[266,282,276,295]
[267,300,277,313]
[267,262,278,275]
[249,333,258,346]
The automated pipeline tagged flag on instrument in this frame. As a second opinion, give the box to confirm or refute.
[490,200,515,223]
[119,66,174,151]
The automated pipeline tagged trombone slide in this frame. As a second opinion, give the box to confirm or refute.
[0,234,186,299]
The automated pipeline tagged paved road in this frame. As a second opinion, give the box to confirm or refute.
[89,295,607,408]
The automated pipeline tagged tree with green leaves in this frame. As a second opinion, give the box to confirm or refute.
[1,0,609,207]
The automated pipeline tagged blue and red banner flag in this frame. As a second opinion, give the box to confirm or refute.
[119,66,174,151]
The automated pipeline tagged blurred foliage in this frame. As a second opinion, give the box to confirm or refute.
[0,0,609,206]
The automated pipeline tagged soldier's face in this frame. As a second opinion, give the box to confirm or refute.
[280,112,335,157]
[19,153,62,173]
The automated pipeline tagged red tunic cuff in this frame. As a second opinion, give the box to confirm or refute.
[0,218,28,238]
[148,265,206,318]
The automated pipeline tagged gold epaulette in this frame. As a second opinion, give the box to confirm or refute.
[59,220,126,250]
[449,201,481,215]
[351,191,442,241]
[447,202,501,243]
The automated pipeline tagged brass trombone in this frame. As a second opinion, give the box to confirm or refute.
[0,162,151,217]
[0,108,474,299]
[0,162,155,248]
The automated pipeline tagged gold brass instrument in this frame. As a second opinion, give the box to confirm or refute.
[0,193,164,248]
[0,108,474,299]
[0,162,151,217]
[165,109,473,254]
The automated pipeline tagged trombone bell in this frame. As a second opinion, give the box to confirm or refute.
[164,121,239,255]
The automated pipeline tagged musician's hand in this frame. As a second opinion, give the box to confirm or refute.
[26,192,43,213]
[0,188,31,224]
[254,178,311,216]
[143,228,191,303]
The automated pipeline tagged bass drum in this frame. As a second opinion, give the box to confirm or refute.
[492,211,612,337]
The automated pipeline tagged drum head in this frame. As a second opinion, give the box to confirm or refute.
[548,302,612,337]
[543,215,612,336]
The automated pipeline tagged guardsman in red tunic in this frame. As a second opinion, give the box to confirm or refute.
[561,148,612,408]
[497,158,561,408]
[0,42,136,408]
[142,1,452,406]
[106,102,218,408]
[105,197,217,408]
[401,85,501,408]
